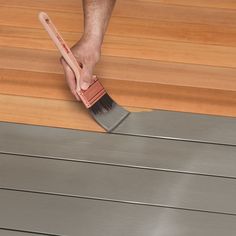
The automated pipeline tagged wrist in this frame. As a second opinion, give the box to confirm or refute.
[80,34,102,63]
[82,32,103,48]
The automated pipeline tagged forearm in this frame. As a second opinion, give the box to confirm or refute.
[82,0,116,46]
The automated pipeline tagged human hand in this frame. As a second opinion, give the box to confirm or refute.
[60,35,101,101]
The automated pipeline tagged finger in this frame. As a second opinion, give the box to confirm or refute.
[60,58,81,101]
[79,64,93,90]
[79,69,91,90]
[71,90,81,101]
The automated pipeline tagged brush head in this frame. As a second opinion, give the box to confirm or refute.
[78,78,129,131]
[89,93,114,114]
[89,94,130,132]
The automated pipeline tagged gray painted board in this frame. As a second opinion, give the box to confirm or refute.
[1,189,236,236]
[0,229,54,236]
[1,153,236,215]
[1,122,236,177]
[114,110,236,145]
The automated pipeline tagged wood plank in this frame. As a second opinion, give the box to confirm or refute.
[1,2,236,25]
[2,153,236,214]
[90,38,236,68]
[0,229,52,236]
[0,229,49,236]
[1,69,160,109]
[0,0,82,12]
[0,69,74,100]
[2,84,236,122]
[0,94,104,132]
[150,0,236,10]
[1,6,236,45]
[1,189,236,236]
[3,68,236,114]
[89,38,236,68]
[2,7,236,67]
[2,19,236,47]
[2,29,236,68]
[2,47,236,119]
[2,47,236,91]
[115,110,236,145]
[0,94,148,131]
[2,122,236,178]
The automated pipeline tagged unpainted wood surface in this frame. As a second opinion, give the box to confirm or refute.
[1,0,236,130]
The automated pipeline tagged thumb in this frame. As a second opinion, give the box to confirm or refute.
[79,64,93,90]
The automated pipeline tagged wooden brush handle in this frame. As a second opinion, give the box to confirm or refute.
[38,12,82,91]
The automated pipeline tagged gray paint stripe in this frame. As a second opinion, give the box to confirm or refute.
[113,110,236,145]
[1,189,236,236]
[1,153,236,215]
[1,187,236,217]
[2,151,236,179]
[1,122,236,177]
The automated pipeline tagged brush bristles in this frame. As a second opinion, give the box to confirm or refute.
[89,93,114,114]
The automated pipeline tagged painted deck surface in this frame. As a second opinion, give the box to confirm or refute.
[1,120,236,235]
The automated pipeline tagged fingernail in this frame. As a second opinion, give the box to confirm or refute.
[81,82,90,90]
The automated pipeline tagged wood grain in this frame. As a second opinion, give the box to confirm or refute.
[148,0,236,10]
[1,7,236,46]
[0,94,104,132]
[1,27,236,68]
[0,94,151,131]
[1,0,236,130]
[1,2,236,25]
[2,68,236,117]
[2,47,236,91]
[2,23,236,48]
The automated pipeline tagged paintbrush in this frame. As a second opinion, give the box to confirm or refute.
[38,12,129,132]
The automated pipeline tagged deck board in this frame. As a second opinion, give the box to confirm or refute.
[2,152,236,214]
[114,110,236,145]
[1,189,236,236]
[0,229,51,236]
[3,47,236,90]
[2,120,236,234]
[1,0,236,127]
[2,121,236,177]
[2,3,236,26]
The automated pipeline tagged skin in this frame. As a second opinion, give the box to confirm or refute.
[60,0,116,101]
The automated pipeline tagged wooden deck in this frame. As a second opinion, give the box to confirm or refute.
[1,0,236,235]
[1,120,236,235]
[1,0,236,131]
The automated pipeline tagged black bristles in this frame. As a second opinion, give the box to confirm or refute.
[89,93,114,115]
